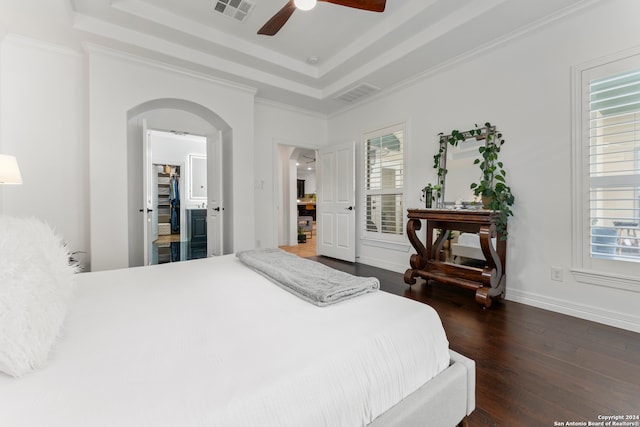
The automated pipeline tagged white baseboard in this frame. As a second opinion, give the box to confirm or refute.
[506,288,640,334]
[352,256,640,334]
[355,255,407,275]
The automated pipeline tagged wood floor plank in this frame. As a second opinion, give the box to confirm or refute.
[310,256,640,427]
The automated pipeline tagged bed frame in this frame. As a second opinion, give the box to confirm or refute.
[371,350,475,427]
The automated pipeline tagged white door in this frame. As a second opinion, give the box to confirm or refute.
[141,121,157,266]
[317,142,356,262]
[207,133,223,256]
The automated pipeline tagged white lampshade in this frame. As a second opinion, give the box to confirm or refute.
[294,0,317,11]
[0,154,23,185]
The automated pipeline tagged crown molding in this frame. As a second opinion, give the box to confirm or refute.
[83,42,258,96]
[111,0,319,78]
[3,33,82,58]
[74,14,322,99]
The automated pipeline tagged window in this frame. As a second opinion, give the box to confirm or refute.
[589,69,640,261]
[363,124,405,240]
[572,50,640,289]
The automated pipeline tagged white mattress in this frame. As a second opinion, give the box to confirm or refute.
[0,255,450,427]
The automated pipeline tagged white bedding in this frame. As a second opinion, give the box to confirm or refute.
[0,255,450,427]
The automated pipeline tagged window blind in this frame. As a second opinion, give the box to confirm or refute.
[589,68,640,261]
[365,128,404,236]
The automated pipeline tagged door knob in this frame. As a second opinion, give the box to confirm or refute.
[346,206,354,211]
[213,207,221,212]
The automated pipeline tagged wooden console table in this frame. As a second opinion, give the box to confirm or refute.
[404,209,507,307]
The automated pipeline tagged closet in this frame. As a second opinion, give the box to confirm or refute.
[155,164,181,264]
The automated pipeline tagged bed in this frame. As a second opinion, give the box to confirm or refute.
[0,218,474,427]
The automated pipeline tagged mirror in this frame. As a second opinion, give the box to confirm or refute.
[435,125,495,206]
[189,155,207,199]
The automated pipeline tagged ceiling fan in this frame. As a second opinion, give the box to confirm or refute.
[257,0,386,36]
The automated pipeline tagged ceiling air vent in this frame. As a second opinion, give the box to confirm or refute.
[213,0,255,23]
[335,83,380,103]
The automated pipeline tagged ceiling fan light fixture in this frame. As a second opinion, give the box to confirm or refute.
[258,0,385,36]
[294,0,317,11]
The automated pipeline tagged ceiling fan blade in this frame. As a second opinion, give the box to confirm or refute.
[257,1,297,36]
[319,0,386,12]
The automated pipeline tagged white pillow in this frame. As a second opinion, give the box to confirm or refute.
[0,216,79,377]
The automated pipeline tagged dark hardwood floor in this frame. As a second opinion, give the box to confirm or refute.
[310,256,640,427]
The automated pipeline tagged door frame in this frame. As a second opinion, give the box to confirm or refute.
[142,119,153,265]
[274,140,320,249]
[207,131,223,256]
[126,99,235,269]
[144,129,217,264]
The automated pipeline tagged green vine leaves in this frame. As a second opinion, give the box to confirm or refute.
[434,122,514,238]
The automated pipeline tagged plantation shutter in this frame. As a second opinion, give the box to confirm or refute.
[589,68,640,261]
[365,126,404,236]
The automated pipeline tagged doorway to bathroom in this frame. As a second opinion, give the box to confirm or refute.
[144,129,214,265]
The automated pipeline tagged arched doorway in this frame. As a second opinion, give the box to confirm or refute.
[126,98,234,267]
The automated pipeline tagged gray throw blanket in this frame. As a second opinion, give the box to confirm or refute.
[236,248,379,306]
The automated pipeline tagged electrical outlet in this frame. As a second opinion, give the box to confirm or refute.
[551,266,563,282]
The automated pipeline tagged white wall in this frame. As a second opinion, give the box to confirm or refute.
[0,34,89,268]
[0,33,258,271]
[88,50,257,271]
[0,29,317,264]
[297,170,316,195]
[328,0,640,332]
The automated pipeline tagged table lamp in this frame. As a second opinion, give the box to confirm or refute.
[0,154,23,184]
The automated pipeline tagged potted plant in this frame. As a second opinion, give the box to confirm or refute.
[297,226,307,243]
[421,183,441,208]
[469,123,514,237]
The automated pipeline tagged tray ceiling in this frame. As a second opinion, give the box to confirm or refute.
[68,0,596,114]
